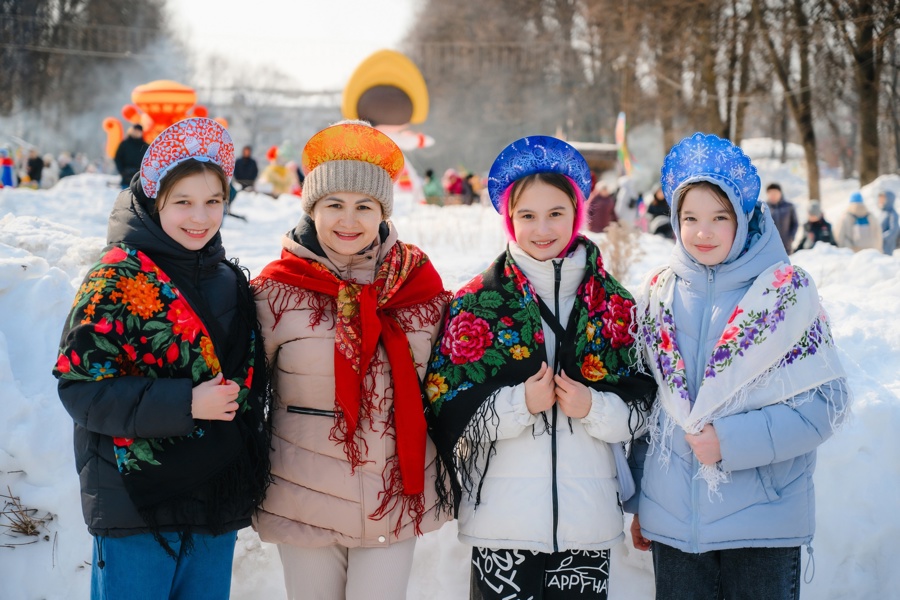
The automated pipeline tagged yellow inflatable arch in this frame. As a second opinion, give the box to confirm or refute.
[341,49,429,126]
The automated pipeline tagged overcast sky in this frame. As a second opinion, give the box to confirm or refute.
[165,0,418,91]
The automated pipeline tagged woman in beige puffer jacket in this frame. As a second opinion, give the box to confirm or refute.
[252,121,450,600]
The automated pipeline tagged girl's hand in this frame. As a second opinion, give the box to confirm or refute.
[525,362,556,414]
[685,423,722,465]
[554,370,592,419]
[191,373,240,421]
[630,514,651,551]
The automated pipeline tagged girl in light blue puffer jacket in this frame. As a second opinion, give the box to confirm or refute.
[626,133,851,599]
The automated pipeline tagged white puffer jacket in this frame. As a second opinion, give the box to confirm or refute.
[456,243,635,553]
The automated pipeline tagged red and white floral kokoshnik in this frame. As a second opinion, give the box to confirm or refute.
[636,262,849,494]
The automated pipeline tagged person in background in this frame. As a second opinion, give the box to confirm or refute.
[794,199,836,252]
[252,120,450,600]
[422,168,443,205]
[646,183,674,239]
[585,180,618,233]
[764,183,799,254]
[836,191,882,252]
[443,168,464,204]
[426,135,655,600]
[25,149,44,187]
[257,146,291,197]
[0,148,16,188]
[628,132,850,600]
[41,152,59,189]
[615,175,640,229]
[52,118,271,600]
[114,124,149,189]
[878,190,899,255]
[58,152,76,179]
[461,172,477,205]
[233,145,259,191]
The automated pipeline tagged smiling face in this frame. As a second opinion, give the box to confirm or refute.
[157,170,226,251]
[678,185,737,266]
[510,180,576,261]
[312,192,383,255]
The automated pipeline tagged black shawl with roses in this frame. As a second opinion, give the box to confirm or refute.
[424,236,656,511]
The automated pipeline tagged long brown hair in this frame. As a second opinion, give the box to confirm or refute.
[153,159,229,214]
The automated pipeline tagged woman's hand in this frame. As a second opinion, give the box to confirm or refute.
[685,423,722,465]
[525,362,556,414]
[630,514,651,551]
[191,373,240,421]
[554,370,592,419]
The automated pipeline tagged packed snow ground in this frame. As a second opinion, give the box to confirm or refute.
[0,162,898,599]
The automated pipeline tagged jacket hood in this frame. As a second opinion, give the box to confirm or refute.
[671,201,788,291]
[881,190,896,211]
[670,186,754,265]
[106,172,226,266]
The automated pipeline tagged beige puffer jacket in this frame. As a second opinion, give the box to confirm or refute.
[253,221,450,548]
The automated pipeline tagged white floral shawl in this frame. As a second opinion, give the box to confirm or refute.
[637,262,848,492]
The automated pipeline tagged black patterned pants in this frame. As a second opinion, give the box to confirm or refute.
[471,547,610,600]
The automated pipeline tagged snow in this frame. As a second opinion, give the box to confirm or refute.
[1,163,898,599]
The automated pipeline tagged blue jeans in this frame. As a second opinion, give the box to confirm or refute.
[91,531,237,600]
[651,542,800,600]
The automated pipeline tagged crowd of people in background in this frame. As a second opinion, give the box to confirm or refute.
[421,167,483,206]
[3,135,898,259]
[0,146,97,189]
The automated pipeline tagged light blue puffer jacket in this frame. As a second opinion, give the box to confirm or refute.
[626,202,850,553]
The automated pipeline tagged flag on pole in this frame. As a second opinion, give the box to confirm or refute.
[615,112,634,176]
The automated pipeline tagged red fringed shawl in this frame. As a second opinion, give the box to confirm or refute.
[254,241,447,533]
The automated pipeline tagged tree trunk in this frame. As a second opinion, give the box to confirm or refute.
[699,21,727,137]
[732,14,755,143]
[853,2,881,185]
[780,94,789,164]
[856,54,880,184]
[798,110,821,200]
[753,0,821,200]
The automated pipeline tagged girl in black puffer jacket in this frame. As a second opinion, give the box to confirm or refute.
[52,118,270,600]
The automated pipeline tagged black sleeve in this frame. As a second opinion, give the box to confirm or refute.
[58,376,195,439]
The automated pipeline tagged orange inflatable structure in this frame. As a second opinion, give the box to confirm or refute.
[103,80,228,158]
[342,50,433,195]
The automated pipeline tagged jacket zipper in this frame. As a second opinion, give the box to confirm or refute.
[286,406,342,417]
[550,259,562,553]
[690,266,715,553]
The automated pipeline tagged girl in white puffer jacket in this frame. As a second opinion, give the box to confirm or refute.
[425,136,655,600]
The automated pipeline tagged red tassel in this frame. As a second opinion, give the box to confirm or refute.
[369,457,425,538]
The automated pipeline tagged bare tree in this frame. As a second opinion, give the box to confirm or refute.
[825,0,900,184]
[0,0,168,116]
[753,0,821,200]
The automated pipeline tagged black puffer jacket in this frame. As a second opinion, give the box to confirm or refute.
[113,137,149,187]
[57,177,267,538]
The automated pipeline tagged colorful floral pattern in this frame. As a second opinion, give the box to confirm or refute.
[428,239,639,414]
[640,264,832,405]
[54,244,256,472]
[703,265,809,377]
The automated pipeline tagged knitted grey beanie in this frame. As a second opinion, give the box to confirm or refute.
[301,160,394,217]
